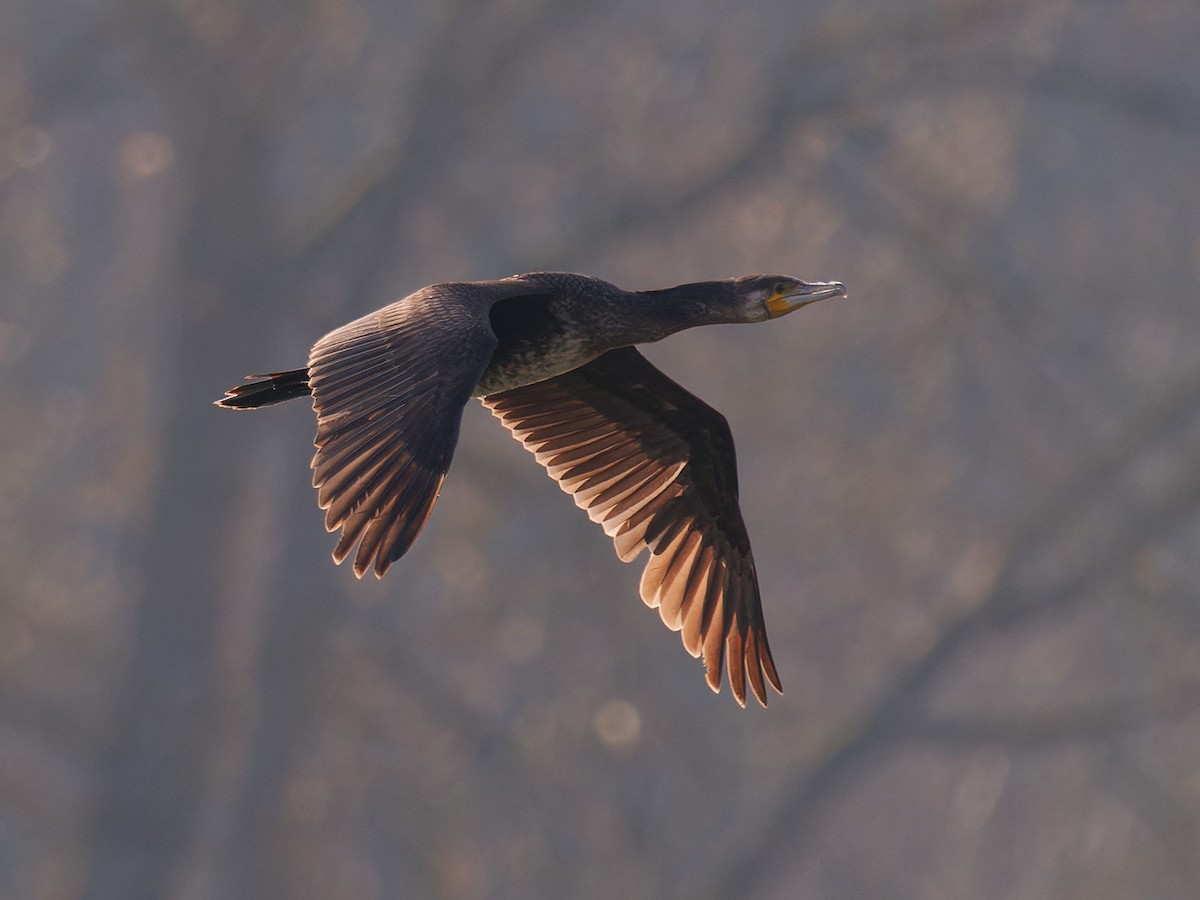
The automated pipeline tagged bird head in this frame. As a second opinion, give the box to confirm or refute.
[633,274,847,335]
[735,275,847,321]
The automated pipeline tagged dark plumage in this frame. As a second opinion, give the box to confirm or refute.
[216,272,846,706]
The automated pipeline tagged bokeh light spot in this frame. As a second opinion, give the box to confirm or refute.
[593,698,641,750]
[117,131,175,180]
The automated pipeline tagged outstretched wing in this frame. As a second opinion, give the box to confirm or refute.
[483,347,782,706]
[307,286,498,578]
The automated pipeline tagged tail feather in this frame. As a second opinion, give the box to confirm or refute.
[215,369,311,409]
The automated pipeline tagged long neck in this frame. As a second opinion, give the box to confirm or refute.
[597,281,735,348]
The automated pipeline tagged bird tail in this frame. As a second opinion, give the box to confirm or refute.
[215,369,311,409]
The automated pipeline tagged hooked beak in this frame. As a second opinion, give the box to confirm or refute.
[766,280,847,318]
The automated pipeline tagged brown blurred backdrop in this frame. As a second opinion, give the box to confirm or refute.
[2,1,1199,898]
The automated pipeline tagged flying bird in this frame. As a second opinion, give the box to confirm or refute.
[216,272,846,706]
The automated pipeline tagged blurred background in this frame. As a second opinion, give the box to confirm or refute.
[2,1,1199,898]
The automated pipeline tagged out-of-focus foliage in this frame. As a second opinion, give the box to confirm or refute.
[1,1,1198,898]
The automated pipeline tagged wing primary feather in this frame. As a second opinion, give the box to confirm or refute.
[334,508,372,567]
[702,583,727,695]
[679,542,716,656]
[320,443,410,525]
[656,529,703,631]
[724,577,748,707]
[744,610,768,707]
[638,527,689,610]
[353,492,403,578]
[760,631,783,694]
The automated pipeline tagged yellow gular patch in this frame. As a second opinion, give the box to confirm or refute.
[766,292,793,317]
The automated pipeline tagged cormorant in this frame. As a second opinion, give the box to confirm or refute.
[216,272,846,706]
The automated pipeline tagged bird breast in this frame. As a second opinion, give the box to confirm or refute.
[474,332,604,396]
